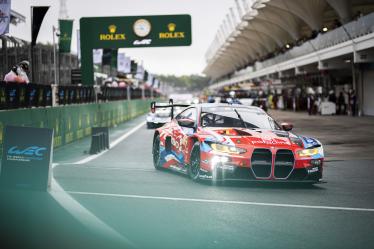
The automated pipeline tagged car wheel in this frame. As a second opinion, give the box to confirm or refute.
[188,142,201,181]
[153,135,162,170]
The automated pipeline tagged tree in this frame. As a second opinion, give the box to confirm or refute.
[157,74,211,92]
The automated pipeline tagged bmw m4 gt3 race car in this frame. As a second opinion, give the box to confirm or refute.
[152,102,324,183]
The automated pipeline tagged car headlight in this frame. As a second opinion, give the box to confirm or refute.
[210,143,246,155]
[297,147,323,157]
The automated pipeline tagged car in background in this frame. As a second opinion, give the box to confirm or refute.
[152,102,324,183]
[146,102,185,129]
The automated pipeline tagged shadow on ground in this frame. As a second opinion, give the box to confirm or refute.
[0,188,128,249]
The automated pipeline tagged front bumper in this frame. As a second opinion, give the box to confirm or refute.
[199,152,323,182]
[199,165,323,182]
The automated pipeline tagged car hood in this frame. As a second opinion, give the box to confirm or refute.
[200,127,319,149]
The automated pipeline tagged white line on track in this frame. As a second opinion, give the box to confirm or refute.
[66,191,374,213]
[57,165,154,172]
[72,121,146,165]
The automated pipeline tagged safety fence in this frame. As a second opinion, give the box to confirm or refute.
[99,87,158,101]
[0,81,161,109]
[0,98,155,155]
[58,85,96,105]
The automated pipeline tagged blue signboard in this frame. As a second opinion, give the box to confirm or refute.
[0,126,54,191]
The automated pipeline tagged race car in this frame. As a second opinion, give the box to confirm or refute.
[152,101,324,183]
[146,102,184,129]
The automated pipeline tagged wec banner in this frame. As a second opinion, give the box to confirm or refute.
[0,126,54,191]
[0,0,11,35]
[59,19,73,53]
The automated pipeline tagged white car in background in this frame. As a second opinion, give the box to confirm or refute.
[146,103,184,129]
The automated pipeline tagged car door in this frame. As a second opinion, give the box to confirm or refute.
[173,107,197,168]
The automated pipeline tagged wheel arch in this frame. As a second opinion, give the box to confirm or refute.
[185,135,201,164]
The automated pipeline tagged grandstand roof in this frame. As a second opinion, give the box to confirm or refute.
[204,0,374,80]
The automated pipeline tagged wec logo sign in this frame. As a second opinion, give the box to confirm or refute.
[7,146,47,162]
[8,146,47,157]
[1,126,54,191]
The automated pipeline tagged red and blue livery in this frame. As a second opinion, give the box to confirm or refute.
[152,102,324,183]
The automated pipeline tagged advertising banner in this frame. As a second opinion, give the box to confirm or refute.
[147,74,154,86]
[135,64,144,80]
[153,78,160,89]
[131,60,138,74]
[0,0,11,35]
[77,29,81,59]
[92,49,103,64]
[59,19,74,53]
[80,14,192,85]
[80,14,191,49]
[117,53,131,73]
[31,6,49,46]
[0,126,54,191]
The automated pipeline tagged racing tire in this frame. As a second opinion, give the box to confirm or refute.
[153,135,162,170]
[188,142,201,181]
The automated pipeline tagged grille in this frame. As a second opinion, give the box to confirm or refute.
[274,149,294,179]
[251,149,272,178]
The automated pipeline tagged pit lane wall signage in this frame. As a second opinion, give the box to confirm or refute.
[0,99,155,153]
[0,126,53,191]
[80,14,191,85]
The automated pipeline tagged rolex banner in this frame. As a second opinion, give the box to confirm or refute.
[0,0,11,35]
[59,19,73,53]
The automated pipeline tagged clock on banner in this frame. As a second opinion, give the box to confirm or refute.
[133,19,152,37]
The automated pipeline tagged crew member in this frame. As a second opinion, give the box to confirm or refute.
[3,60,30,84]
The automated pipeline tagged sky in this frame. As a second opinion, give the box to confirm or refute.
[10,0,235,76]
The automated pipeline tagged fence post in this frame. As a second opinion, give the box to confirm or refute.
[141,86,145,99]
[127,86,131,101]
[51,84,58,106]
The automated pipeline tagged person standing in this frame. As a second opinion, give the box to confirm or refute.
[337,92,346,115]
[349,89,357,116]
[328,90,337,104]
[4,61,30,84]
[307,93,315,115]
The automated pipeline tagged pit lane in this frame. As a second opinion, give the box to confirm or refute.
[51,115,374,249]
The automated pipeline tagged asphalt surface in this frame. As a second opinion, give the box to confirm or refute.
[1,114,374,249]
[268,110,374,161]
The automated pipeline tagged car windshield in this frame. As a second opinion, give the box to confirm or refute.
[201,106,281,130]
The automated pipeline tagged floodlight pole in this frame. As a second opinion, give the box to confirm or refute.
[52,26,58,85]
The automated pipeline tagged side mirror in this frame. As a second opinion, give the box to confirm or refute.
[281,122,293,131]
[177,118,195,128]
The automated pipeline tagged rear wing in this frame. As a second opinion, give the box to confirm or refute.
[150,99,190,119]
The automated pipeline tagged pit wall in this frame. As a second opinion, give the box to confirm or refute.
[0,99,155,151]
